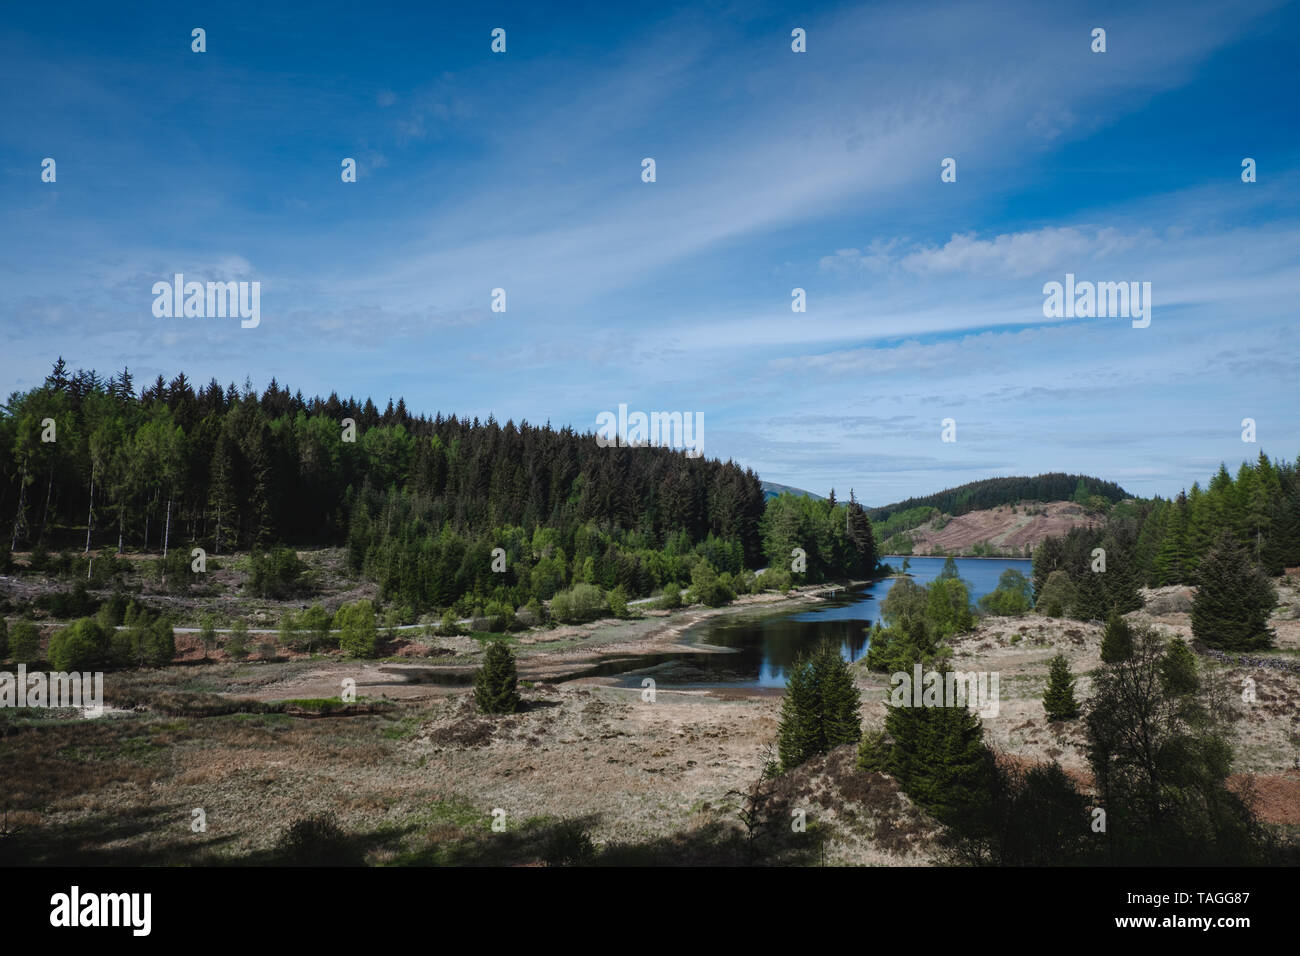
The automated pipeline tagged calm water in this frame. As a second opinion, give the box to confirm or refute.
[579,556,1031,688]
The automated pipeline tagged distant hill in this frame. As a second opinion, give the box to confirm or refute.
[881,501,1104,558]
[760,481,826,502]
[870,473,1128,523]
[868,473,1129,554]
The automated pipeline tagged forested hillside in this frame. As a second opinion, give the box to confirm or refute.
[869,473,1130,539]
[0,359,878,617]
[1030,452,1300,627]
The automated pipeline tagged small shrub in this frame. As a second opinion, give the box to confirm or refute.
[541,820,596,866]
[275,813,360,866]
[48,618,111,671]
[440,609,461,637]
[8,621,40,663]
[550,583,605,624]
[335,600,378,658]
[248,546,309,599]
[226,620,250,660]
[607,586,629,619]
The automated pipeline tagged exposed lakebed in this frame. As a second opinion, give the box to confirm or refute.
[568,556,1033,689]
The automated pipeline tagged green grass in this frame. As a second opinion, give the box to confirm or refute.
[380,713,424,740]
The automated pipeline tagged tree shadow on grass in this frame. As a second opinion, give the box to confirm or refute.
[0,804,241,866]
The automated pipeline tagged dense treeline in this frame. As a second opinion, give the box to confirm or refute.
[1,359,767,560]
[0,359,802,616]
[759,490,877,583]
[869,473,1130,525]
[1030,453,1299,639]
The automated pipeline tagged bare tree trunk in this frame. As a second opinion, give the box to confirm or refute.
[40,470,54,542]
[163,496,172,559]
[11,466,27,551]
[118,507,124,554]
[85,469,95,554]
[145,488,158,552]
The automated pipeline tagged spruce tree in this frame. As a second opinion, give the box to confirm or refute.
[1160,638,1200,697]
[1043,654,1079,721]
[1099,611,1134,663]
[1191,531,1276,651]
[474,639,522,714]
[1071,564,1108,620]
[1153,494,1191,585]
[884,672,995,832]
[776,639,862,771]
[1261,490,1300,574]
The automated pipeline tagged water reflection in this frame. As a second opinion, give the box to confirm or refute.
[689,556,1033,688]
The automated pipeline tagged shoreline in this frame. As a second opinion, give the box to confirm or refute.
[515,579,876,681]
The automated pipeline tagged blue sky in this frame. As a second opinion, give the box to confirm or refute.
[2,0,1298,505]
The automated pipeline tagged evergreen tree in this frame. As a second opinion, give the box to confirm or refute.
[884,670,996,832]
[1099,611,1133,663]
[474,639,522,714]
[1042,655,1079,721]
[1160,638,1200,697]
[776,639,862,771]
[1153,493,1191,584]
[1070,564,1109,620]
[1031,535,1064,601]
[1190,532,1276,651]
[1261,489,1300,574]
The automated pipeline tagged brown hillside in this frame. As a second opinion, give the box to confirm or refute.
[897,500,1101,556]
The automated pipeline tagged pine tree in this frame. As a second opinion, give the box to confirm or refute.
[1099,611,1133,663]
[1153,493,1190,585]
[885,675,995,832]
[1191,531,1276,651]
[1071,564,1108,620]
[776,639,861,771]
[1032,535,1063,600]
[1043,655,1079,721]
[1160,638,1200,697]
[1261,489,1300,574]
[474,639,522,714]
